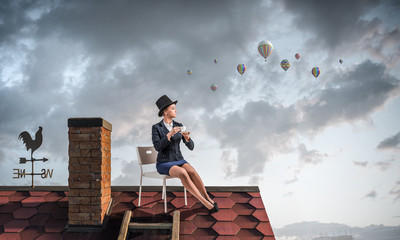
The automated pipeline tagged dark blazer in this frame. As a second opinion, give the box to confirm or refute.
[152,120,194,163]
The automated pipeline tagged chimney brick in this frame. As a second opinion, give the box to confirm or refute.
[67,118,112,227]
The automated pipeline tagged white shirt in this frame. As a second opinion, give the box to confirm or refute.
[163,120,173,132]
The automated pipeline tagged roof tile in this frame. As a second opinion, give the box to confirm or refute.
[29,191,49,197]
[137,191,158,197]
[9,192,29,202]
[0,232,21,240]
[249,198,265,209]
[57,197,68,208]
[191,214,216,228]
[232,203,256,216]
[191,228,219,239]
[0,191,16,197]
[20,226,43,240]
[236,229,264,239]
[0,213,13,225]
[180,221,196,235]
[256,222,274,236]
[212,209,238,221]
[209,192,232,198]
[29,213,51,226]
[252,209,269,221]
[212,222,241,235]
[177,209,197,221]
[213,198,235,209]
[36,233,64,240]
[44,219,67,233]
[132,196,159,208]
[216,236,241,240]
[234,215,259,229]
[112,202,135,215]
[247,192,261,198]
[179,235,195,240]
[43,192,65,202]
[13,208,38,219]
[113,192,138,203]
[170,197,196,209]
[0,203,21,213]
[21,197,44,207]
[0,197,9,206]
[51,206,68,220]
[229,192,252,204]
[172,191,192,198]
[37,203,58,214]
[3,219,29,233]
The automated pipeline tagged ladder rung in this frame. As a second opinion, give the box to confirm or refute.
[128,222,173,230]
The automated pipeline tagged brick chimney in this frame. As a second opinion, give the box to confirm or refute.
[67,118,112,228]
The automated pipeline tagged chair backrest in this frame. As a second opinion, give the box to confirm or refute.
[136,146,158,165]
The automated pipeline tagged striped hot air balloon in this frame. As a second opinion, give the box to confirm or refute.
[210,84,218,92]
[258,41,273,61]
[237,64,246,75]
[280,59,290,71]
[311,67,320,79]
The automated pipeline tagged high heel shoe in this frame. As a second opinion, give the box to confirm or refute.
[209,202,219,214]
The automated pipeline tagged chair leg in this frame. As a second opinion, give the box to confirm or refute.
[184,187,187,206]
[163,179,167,213]
[162,180,165,200]
[139,175,143,207]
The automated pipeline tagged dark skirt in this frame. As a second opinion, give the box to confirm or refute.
[156,159,188,175]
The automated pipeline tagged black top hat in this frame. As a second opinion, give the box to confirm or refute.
[156,95,178,117]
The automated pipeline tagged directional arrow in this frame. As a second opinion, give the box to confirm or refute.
[28,158,48,162]
[33,158,48,162]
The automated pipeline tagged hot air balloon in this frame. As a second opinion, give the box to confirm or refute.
[257,41,273,61]
[339,59,343,64]
[210,84,218,92]
[214,59,218,64]
[295,53,300,60]
[187,70,192,75]
[281,59,290,71]
[237,64,246,75]
[311,67,320,79]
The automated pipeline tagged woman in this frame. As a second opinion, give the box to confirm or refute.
[152,95,218,213]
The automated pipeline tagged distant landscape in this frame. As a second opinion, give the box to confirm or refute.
[274,222,400,240]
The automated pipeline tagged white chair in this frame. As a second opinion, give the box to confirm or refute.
[136,146,187,213]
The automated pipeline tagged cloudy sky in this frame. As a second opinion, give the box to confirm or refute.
[1,0,400,231]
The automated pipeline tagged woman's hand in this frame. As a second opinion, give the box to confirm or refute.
[167,127,181,141]
[181,131,191,142]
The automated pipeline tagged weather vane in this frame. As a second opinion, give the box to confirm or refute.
[14,126,53,187]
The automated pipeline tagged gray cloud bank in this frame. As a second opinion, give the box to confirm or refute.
[0,0,399,186]
[377,131,400,151]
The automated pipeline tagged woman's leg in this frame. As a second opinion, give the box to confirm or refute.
[181,163,214,204]
[169,165,214,210]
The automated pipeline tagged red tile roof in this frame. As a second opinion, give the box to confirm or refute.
[0,186,275,240]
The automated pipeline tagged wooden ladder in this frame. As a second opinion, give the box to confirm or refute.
[117,210,180,240]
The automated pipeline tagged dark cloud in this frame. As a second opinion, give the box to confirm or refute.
[364,190,377,199]
[375,160,394,172]
[353,161,368,167]
[298,143,326,165]
[389,180,400,201]
[282,0,380,49]
[377,131,400,150]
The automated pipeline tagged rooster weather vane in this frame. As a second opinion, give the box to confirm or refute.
[16,126,53,187]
